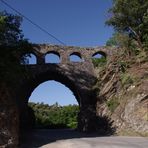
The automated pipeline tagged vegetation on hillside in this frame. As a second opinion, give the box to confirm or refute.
[93,0,148,70]
[105,0,148,80]
[106,0,148,52]
[105,0,148,68]
[28,102,79,129]
[94,0,148,116]
[93,1,148,136]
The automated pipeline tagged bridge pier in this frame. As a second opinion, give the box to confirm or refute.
[78,105,97,132]
[0,84,19,147]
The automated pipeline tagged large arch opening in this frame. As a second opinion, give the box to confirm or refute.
[18,65,99,148]
[19,69,82,131]
[18,64,102,147]
[28,80,79,129]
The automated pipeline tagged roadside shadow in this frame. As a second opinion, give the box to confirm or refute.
[20,129,103,148]
[95,116,116,136]
[20,116,116,148]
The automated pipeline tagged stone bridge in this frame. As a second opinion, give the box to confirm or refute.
[18,44,111,130]
[0,44,113,147]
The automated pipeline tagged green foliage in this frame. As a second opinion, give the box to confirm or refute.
[0,11,23,45]
[28,102,79,129]
[106,32,130,48]
[106,0,148,51]
[120,73,134,86]
[92,57,107,67]
[106,32,139,56]
[107,97,120,113]
[136,50,148,63]
[0,11,31,83]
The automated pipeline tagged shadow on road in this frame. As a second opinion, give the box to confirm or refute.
[20,115,116,148]
[20,128,113,148]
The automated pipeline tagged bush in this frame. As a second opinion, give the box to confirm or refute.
[120,73,134,87]
[92,57,107,67]
[107,98,120,113]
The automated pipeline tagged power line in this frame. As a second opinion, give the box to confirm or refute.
[0,0,66,46]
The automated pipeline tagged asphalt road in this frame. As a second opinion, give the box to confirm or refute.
[21,129,148,148]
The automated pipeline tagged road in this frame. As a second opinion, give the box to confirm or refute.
[21,129,148,148]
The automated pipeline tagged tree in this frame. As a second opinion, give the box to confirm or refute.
[0,11,31,83]
[106,0,148,51]
[106,32,138,56]
[28,102,79,129]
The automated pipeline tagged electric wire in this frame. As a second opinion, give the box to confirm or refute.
[0,0,66,46]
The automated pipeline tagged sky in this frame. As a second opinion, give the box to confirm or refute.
[0,0,114,105]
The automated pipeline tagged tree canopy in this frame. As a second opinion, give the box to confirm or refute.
[0,11,31,83]
[106,0,148,51]
[28,102,79,129]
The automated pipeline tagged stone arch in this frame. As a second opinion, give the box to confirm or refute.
[1,44,114,146]
[17,65,97,132]
[20,53,37,65]
[45,51,61,63]
[91,51,107,67]
[18,70,81,129]
[92,51,107,58]
[24,72,80,104]
[69,52,83,62]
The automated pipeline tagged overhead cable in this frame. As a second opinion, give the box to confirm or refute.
[0,0,66,46]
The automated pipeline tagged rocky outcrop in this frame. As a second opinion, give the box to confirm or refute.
[122,93,148,132]
[96,60,148,136]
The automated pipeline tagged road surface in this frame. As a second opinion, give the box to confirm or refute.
[21,129,148,148]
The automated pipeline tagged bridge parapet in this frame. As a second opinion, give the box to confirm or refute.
[24,44,113,65]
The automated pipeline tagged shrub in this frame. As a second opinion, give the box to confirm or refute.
[120,73,134,86]
[92,57,107,68]
[107,98,120,113]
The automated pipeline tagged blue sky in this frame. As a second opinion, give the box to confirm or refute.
[0,0,113,105]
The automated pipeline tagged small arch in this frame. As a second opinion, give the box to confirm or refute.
[92,51,106,58]
[92,52,106,67]
[69,52,83,62]
[21,53,37,65]
[45,51,60,64]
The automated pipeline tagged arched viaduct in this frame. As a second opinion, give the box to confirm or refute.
[18,44,111,131]
[0,44,113,146]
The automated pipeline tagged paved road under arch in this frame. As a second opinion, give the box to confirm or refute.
[21,129,148,148]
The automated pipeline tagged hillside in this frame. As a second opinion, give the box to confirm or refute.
[95,51,148,136]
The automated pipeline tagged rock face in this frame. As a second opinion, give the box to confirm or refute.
[96,59,148,135]
[123,93,148,132]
